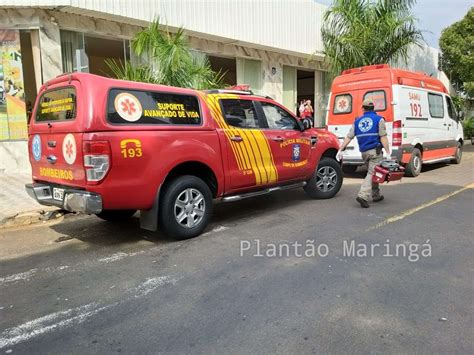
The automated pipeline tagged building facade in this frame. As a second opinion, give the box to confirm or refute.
[0,0,449,173]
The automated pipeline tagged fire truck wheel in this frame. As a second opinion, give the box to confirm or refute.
[304,157,343,199]
[405,148,422,177]
[452,142,462,164]
[159,175,212,240]
[96,209,137,222]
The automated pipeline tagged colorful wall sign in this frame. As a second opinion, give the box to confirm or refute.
[0,29,28,141]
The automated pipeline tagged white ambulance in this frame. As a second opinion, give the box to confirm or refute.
[327,64,464,176]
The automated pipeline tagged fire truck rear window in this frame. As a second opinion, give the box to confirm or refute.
[107,89,201,125]
[36,87,77,122]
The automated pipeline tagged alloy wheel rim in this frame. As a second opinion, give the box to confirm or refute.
[316,166,338,192]
[174,188,205,228]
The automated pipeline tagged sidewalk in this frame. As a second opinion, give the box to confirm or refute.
[0,172,51,223]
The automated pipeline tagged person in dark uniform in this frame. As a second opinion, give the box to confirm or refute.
[336,99,391,208]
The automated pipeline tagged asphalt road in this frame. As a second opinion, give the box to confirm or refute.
[1,145,473,354]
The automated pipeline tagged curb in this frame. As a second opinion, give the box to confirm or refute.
[0,208,67,229]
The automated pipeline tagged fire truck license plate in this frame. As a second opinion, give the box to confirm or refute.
[53,188,64,201]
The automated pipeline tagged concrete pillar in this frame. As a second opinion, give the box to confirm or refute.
[314,70,329,127]
[282,65,297,112]
[39,15,63,82]
[261,60,283,103]
[236,56,283,103]
[30,30,43,92]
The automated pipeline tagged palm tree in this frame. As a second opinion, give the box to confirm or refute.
[107,19,226,89]
[321,0,424,77]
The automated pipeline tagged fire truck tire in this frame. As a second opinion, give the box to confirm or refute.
[159,175,212,240]
[405,148,422,177]
[304,157,343,199]
[96,209,137,222]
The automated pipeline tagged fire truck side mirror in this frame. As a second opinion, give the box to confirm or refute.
[301,118,312,131]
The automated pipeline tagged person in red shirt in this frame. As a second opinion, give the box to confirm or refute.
[300,99,313,119]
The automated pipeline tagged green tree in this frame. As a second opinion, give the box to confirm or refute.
[321,0,424,77]
[439,7,474,97]
[107,20,226,89]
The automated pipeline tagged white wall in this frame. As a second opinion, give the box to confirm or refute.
[0,141,31,173]
[0,0,328,56]
[391,44,456,95]
[392,44,440,77]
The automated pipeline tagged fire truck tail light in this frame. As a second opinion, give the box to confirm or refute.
[83,141,111,184]
[392,120,402,146]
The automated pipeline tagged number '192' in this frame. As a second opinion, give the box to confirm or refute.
[410,103,422,117]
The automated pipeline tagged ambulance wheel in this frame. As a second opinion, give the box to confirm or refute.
[342,165,358,174]
[96,209,137,222]
[452,142,462,164]
[304,157,343,199]
[405,148,422,177]
[159,175,212,240]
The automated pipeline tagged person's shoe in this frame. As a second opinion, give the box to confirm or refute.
[356,197,370,208]
[373,195,384,202]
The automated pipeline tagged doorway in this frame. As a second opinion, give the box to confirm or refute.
[85,35,130,77]
[297,69,315,117]
[60,30,130,78]
[208,56,237,87]
[19,30,38,117]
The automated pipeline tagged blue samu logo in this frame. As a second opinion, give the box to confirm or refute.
[292,144,301,162]
[358,117,374,133]
[32,134,42,161]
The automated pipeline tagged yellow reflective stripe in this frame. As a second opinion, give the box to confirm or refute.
[247,130,270,184]
[230,128,251,170]
[250,129,278,183]
[205,94,251,172]
[201,93,246,171]
[251,130,272,183]
[239,129,264,184]
[202,92,279,185]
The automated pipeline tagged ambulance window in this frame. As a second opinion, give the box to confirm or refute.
[446,96,454,118]
[261,102,299,130]
[107,89,201,125]
[333,94,352,114]
[36,87,77,122]
[428,93,444,118]
[221,99,260,128]
[363,90,386,111]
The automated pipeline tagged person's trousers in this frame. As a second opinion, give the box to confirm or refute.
[358,149,383,201]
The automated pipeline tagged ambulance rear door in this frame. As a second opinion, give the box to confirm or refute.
[327,90,362,160]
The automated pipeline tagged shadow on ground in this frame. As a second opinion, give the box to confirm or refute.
[48,187,328,247]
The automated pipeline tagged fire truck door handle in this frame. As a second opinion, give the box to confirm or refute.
[272,136,284,142]
[310,136,318,146]
[230,135,243,142]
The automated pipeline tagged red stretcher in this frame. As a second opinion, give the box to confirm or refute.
[372,160,405,183]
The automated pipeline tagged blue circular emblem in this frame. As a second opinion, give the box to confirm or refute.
[32,134,42,161]
[358,117,373,133]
